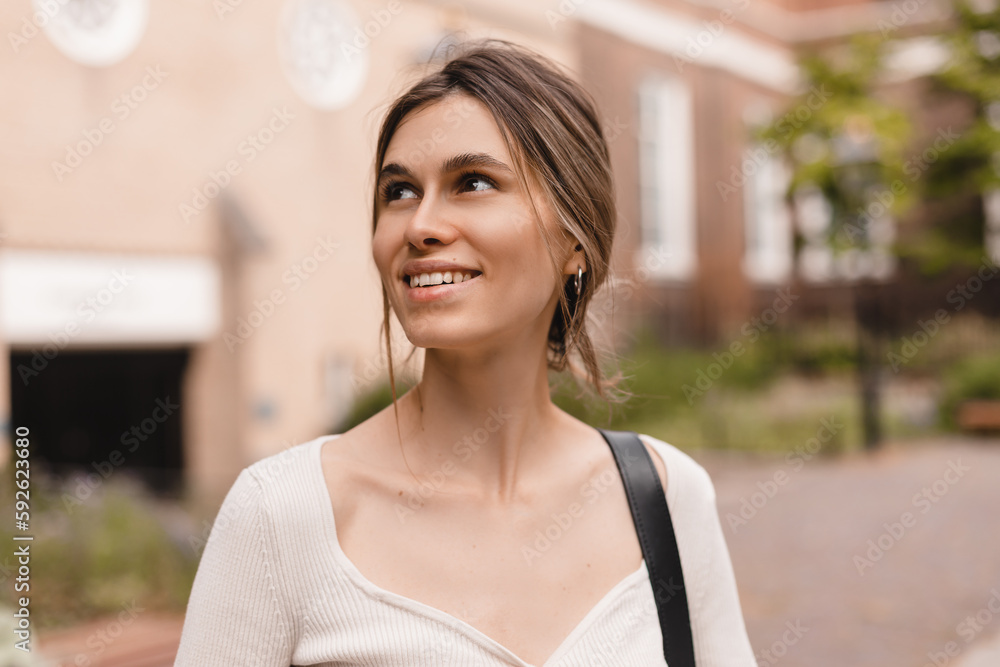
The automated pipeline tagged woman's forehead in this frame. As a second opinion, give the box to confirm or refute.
[384,94,512,169]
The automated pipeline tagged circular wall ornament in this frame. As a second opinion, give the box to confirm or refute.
[277,0,369,111]
[35,0,149,67]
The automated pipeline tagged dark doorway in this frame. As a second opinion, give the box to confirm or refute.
[10,348,189,495]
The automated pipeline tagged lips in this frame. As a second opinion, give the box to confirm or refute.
[401,268,482,283]
[399,259,482,282]
[404,270,482,288]
[403,272,481,302]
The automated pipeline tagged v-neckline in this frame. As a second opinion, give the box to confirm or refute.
[311,434,649,667]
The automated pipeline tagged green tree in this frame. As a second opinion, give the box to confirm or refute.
[758,34,913,450]
[904,0,1000,273]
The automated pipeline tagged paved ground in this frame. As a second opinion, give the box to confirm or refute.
[33,435,1000,667]
[698,435,1000,667]
[33,614,183,666]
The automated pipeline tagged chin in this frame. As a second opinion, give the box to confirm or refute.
[404,331,467,349]
[402,320,484,350]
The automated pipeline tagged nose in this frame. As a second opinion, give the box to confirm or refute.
[403,189,459,249]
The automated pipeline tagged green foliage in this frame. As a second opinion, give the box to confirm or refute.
[939,352,1000,429]
[551,323,783,428]
[766,326,858,374]
[758,33,914,255]
[897,208,990,275]
[339,321,908,454]
[334,376,417,432]
[904,0,1000,273]
[884,311,1000,375]
[0,473,198,630]
[936,1,1000,121]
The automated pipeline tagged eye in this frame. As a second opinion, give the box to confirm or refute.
[459,171,497,193]
[379,180,418,202]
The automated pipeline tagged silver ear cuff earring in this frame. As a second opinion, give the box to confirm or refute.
[574,265,583,297]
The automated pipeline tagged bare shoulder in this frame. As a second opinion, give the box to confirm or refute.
[321,397,401,469]
[318,404,399,512]
[640,437,669,495]
[320,407,391,482]
[553,410,669,495]
[636,433,716,506]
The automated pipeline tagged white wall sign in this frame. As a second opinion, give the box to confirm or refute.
[0,250,221,346]
[277,0,369,111]
[36,0,149,67]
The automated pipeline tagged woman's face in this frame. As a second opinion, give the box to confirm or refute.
[372,93,578,351]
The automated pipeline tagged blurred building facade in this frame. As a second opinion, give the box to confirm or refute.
[0,0,975,502]
[576,0,971,346]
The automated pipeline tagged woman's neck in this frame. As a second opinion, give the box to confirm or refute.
[392,344,565,506]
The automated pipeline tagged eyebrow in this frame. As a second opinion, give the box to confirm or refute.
[378,151,514,186]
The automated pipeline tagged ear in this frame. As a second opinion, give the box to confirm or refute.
[561,240,586,277]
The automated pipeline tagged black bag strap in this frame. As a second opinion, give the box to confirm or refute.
[597,428,696,667]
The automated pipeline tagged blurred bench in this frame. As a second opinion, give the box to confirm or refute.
[957,400,1000,432]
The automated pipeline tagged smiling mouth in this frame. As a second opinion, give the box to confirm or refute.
[404,270,482,288]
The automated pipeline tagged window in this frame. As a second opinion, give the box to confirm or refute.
[985,188,1000,265]
[743,144,793,283]
[794,185,835,283]
[637,73,696,280]
[793,184,896,283]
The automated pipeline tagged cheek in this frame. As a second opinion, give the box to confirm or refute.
[497,213,558,290]
[371,225,394,276]
[490,240,559,307]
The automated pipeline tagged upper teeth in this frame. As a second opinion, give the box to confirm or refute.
[409,271,475,287]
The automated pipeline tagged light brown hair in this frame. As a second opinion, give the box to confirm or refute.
[371,37,629,440]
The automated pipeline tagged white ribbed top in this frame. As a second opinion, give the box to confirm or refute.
[174,433,756,666]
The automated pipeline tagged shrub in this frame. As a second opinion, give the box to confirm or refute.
[333,376,417,432]
[939,352,1000,430]
[0,471,198,630]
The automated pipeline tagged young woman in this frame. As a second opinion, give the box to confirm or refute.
[175,38,755,666]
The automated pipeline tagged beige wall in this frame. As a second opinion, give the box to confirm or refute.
[0,0,577,502]
[3,0,923,499]
[577,1,795,344]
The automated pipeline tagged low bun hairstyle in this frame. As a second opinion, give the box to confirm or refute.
[371,37,629,425]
